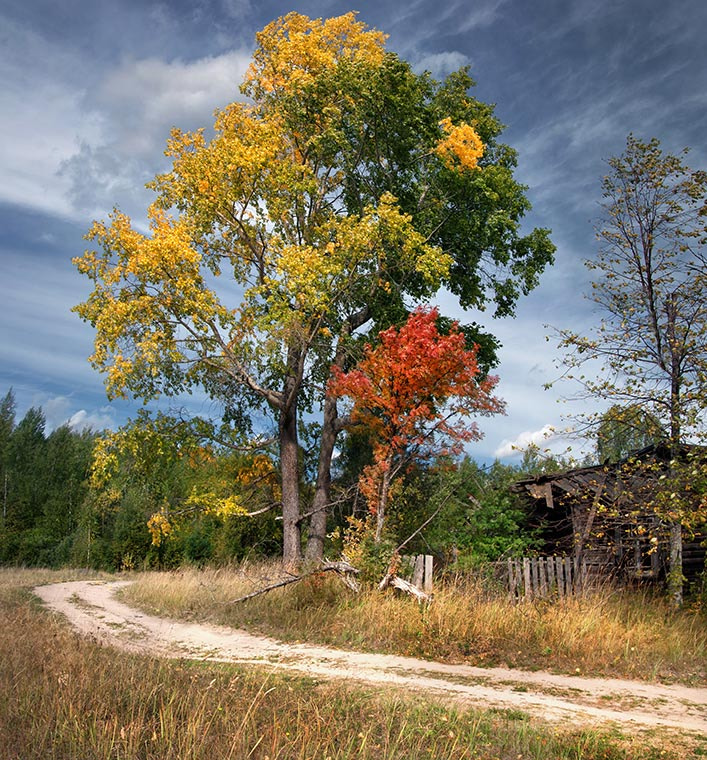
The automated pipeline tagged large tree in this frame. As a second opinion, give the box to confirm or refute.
[557,135,707,603]
[74,13,554,566]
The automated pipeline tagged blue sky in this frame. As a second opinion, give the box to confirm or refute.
[1,0,706,461]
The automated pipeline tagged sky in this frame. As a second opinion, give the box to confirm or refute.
[1,0,706,463]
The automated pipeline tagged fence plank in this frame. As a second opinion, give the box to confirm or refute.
[539,558,548,596]
[563,557,572,596]
[547,556,556,593]
[424,554,434,593]
[523,558,532,599]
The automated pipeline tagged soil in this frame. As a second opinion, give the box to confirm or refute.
[34,580,707,737]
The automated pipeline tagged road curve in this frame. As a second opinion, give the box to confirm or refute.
[34,580,707,736]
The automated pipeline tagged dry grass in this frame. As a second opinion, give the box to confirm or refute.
[123,562,707,684]
[0,567,695,759]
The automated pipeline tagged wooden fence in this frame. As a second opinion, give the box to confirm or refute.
[399,554,434,593]
[499,556,587,600]
[395,554,589,600]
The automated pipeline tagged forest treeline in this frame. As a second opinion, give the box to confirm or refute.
[0,387,563,571]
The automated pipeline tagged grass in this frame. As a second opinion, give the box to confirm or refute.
[0,566,700,758]
[122,562,707,684]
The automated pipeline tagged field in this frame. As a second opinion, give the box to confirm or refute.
[1,566,706,759]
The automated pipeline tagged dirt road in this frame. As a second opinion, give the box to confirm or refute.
[34,580,707,736]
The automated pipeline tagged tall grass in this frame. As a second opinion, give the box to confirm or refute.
[123,563,707,683]
[0,567,692,759]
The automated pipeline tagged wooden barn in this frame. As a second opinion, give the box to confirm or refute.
[511,443,706,588]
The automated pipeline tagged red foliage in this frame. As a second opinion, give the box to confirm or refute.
[329,307,504,537]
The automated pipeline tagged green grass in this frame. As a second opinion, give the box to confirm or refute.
[122,563,707,684]
[0,567,699,759]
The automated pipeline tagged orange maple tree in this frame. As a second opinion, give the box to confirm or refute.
[329,307,504,542]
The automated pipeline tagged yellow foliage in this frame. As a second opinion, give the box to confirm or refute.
[244,12,387,98]
[147,511,172,547]
[184,489,248,519]
[89,435,121,491]
[435,117,484,172]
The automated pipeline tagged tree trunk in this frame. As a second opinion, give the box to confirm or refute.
[305,393,338,562]
[305,309,369,561]
[668,521,683,607]
[279,394,302,569]
[375,464,392,543]
[665,296,683,607]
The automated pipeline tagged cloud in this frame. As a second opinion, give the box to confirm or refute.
[27,395,116,434]
[58,48,252,220]
[41,396,73,431]
[0,16,103,220]
[95,50,251,156]
[494,424,559,459]
[68,407,117,432]
[380,0,507,59]
[0,5,252,223]
[413,51,471,78]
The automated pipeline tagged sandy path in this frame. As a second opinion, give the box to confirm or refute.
[34,580,707,736]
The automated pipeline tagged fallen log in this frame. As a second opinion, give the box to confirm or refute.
[378,572,432,603]
[227,560,360,603]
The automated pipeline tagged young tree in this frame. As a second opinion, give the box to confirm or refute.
[329,308,504,542]
[556,135,707,603]
[0,389,16,527]
[74,13,553,566]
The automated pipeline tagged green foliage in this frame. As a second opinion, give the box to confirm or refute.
[392,458,543,566]
[597,404,665,462]
[0,398,96,567]
[79,411,286,568]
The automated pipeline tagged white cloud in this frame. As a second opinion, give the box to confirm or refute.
[414,51,471,78]
[494,424,559,459]
[29,395,116,433]
[68,407,117,432]
[0,16,103,220]
[96,50,251,156]
[57,48,253,220]
[41,396,73,431]
[455,0,507,31]
[0,6,251,223]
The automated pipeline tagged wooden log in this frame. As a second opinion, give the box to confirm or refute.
[378,573,432,603]
[227,560,361,603]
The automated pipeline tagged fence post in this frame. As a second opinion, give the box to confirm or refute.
[507,558,516,598]
[563,557,572,596]
[539,557,548,597]
[424,555,434,593]
[547,556,556,595]
[412,555,424,588]
[523,557,532,599]
[556,556,565,598]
